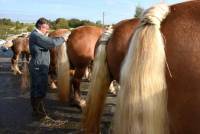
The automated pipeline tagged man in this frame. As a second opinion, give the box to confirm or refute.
[29,17,68,117]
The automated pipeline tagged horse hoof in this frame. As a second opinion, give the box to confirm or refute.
[13,71,18,75]
[69,99,86,111]
[18,71,22,75]
[50,82,57,89]
[80,99,86,109]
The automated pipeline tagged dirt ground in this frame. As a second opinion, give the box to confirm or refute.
[0,49,116,134]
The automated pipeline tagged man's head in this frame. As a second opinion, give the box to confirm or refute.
[35,17,50,34]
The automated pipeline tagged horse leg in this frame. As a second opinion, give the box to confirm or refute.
[11,53,22,75]
[69,69,75,99]
[11,55,15,71]
[48,75,57,90]
[48,69,57,90]
[109,80,120,95]
[48,61,58,90]
[83,65,92,81]
[25,53,30,62]
[21,53,25,61]
[70,67,86,109]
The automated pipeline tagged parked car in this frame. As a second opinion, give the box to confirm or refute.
[0,39,6,46]
[0,39,8,51]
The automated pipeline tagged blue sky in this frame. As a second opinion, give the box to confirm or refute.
[0,0,184,24]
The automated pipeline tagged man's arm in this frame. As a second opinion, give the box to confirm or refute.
[34,32,65,49]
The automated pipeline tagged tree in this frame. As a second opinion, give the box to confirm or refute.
[27,25,34,32]
[0,18,14,26]
[15,21,24,30]
[81,20,96,26]
[54,18,69,29]
[95,20,102,26]
[134,6,144,18]
[68,18,83,28]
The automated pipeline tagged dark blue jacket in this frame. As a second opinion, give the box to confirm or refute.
[29,30,65,66]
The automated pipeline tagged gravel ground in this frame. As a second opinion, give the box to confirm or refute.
[0,49,116,134]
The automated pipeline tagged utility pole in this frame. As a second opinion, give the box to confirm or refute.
[102,12,105,27]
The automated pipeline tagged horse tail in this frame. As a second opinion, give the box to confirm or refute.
[20,61,30,93]
[113,4,170,134]
[82,28,113,134]
[57,32,71,102]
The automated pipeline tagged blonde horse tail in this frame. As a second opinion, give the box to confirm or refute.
[113,4,170,134]
[82,44,111,134]
[20,61,30,93]
[57,32,71,102]
[81,27,113,133]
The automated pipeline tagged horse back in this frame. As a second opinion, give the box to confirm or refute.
[48,29,69,37]
[12,37,29,53]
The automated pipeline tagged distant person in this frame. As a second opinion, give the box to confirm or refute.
[29,17,68,118]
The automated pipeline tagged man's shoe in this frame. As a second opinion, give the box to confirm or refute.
[31,97,47,118]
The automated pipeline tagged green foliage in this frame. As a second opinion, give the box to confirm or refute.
[49,18,98,29]
[134,6,144,18]
[53,18,69,29]
[68,18,83,28]
[0,18,14,26]
[96,20,102,26]
[68,19,99,28]
[15,21,24,30]
[27,25,35,32]
[0,17,102,39]
[81,20,96,26]
[0,18,27,39]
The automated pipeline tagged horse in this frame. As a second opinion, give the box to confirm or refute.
[49,26,103,108]
[81,17,140,133]
[1,33,30,75]
[10,36,30,74]
[82,1,200,134]
[2,33,30,50]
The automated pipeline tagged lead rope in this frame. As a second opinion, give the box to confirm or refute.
[162,32,173,78]
[40,103,68,127]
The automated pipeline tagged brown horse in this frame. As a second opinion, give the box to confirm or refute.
[82,17,140,133]
[11,36,30,74]
[49,26,103,108]
[82,1,200,134]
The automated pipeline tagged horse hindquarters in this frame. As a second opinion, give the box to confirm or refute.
[113,4,169,134]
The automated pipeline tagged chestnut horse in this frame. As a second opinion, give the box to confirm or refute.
[82,1,200,134]
[82,17,140,133]
[49,26,103,108]
[11,36,30,74]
